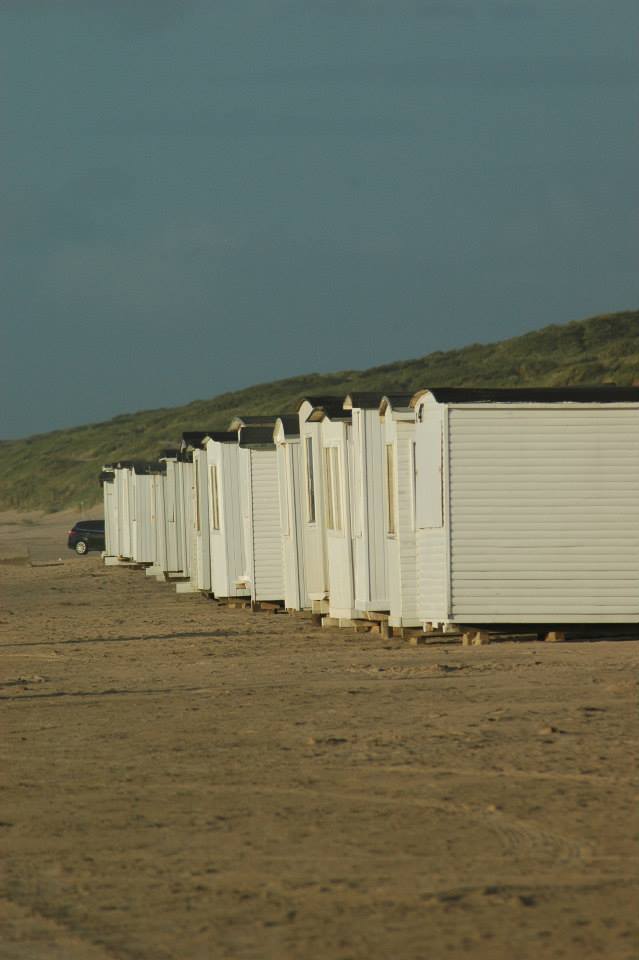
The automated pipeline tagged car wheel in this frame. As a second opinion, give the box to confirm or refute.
[75,540,88,555]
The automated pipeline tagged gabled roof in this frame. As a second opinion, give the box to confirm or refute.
[411,386,639,406]
[274,415,301,438]
[238,427,276,449]
[158,449,180,461]
[343,392,387,410]
[228,415,279,430]
[296,395,345,418]
[204,430,240,444]
[378,394,414,415]
[181,431,214,450]
[114,460,164,474]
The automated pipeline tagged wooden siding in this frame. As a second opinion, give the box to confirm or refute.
[392,425,418,625]
[133,475,155,564]
[152,473,167,571]
[448,407,639,623]
[249,449,285,602]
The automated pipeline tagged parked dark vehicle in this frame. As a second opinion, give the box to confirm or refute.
[67,519,105,555]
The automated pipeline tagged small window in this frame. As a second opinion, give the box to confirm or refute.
[410,440,417,532]
[209,465,220,530]
[323,448,334,530]
[323,446,342,532]
[194,467,201,532]
[385,443,396,535]
[331,447,342,532]
[278,447,290,537]
[305,436,316,523]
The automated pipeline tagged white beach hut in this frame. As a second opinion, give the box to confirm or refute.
[296,397,343,612]
[305,395,389,621]
[180,432,212,594]
[203,430,248,600]
[305,400,357,619]
[146,461,168,578]
[130,463,157,566]
[111,461,134,561]
[343,394,389,616]
[99,466,117,559]
[157,450,189,580]
[273,416,309,611]
[412,387,639,629]
[237,424,285,605]
[379,395,420,628]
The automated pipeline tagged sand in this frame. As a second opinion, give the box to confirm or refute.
[0,513,637,959]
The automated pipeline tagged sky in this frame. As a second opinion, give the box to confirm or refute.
[1,0,637,439]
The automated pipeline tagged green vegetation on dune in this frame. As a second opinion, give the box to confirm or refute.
[1,309,637,513]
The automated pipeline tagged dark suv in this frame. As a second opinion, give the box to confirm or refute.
[67,519,105,555]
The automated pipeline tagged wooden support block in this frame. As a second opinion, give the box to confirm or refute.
[407,635,429,646]
[380,621,391,639]
[544,631,566,643]
[321,617,339,629]
[462,630,490,646]
[353,622,374,633]
[396,626,425,639]
[338,618,359,629]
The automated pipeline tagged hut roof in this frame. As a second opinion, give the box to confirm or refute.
[410,386,639,407]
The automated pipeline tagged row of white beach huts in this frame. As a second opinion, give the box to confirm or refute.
[100,387,639,633]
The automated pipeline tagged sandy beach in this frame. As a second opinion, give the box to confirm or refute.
[1,512,637,959]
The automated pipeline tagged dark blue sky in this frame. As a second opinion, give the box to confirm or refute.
[2,0,637,438]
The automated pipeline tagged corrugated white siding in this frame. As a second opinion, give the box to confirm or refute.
[133,475,155,564]
[448,407,639,622]
[393,426,418,624]
[250,450,284,602]
[416,529,448,624]
[153,473,167,571]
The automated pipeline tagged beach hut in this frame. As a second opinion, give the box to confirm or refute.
[99,466,116,559]
[273,416,309,611]
[305,395,390,621]
[130,462,157,566]
[172,449,196,592]
[296,397,343,612]
[180,432,213,594]
[203,431,248,600]
[157,450,189,580]
[305,400,358,619]
[237,424,285,605]
[145,461,168,578]
[111,461,134,561]
[411,387,639,629]
[343,394,389,617]
[379,395,420,628]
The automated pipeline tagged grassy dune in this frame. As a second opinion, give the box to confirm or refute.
[1,309,637,512]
